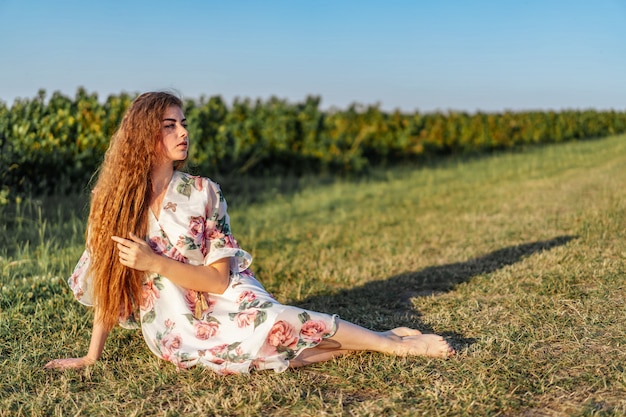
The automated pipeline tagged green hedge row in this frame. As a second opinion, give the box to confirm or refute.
[1,88,625,201]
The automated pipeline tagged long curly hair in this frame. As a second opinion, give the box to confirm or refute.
[87,91,185,329]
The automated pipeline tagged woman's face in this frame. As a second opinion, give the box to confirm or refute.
[159,105,188,164]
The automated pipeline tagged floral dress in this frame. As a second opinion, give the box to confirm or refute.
[68,171,337,374]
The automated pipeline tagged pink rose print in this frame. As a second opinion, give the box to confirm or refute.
[164,246,187,263]
[140,279,160,311]
[160,332,182,358]
[194,321,219,340]
[188,216,205,246]
[68,252,90,299]
[236,290,257,305]
[224,235,239,249]
[234,309,258,328]
[69,274,84,299]
[183,289,198,312]
[164,319,175,329]
[73,286,84,300]
[208,344,229,356]
[300,320,328,344]
[207,344,229,365]
[183,289,214,317]
[149,236,169,255]
[266,321,298,351]
[207,228,225,240]
[210,357,225,366]
[193,176,204,191]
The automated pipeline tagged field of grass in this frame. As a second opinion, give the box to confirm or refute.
[2,134,626,416]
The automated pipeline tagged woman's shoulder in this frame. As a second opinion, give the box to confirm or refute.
[175,171,219,189]
[174,171,223,203]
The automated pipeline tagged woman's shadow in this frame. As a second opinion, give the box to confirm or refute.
[295,235,576,349]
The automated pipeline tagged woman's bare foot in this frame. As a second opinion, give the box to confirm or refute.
[383,327,423,337]
[385,327,455,358]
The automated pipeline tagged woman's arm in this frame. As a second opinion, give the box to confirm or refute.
[44,309,110,370]
[111,233,231,294]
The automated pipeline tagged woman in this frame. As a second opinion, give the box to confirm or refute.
[45,92,454,374]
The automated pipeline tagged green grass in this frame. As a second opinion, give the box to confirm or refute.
[2,135,626,416]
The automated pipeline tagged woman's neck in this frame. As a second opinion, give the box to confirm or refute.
[151,163,175,195]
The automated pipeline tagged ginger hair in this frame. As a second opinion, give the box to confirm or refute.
[87,91,185,329]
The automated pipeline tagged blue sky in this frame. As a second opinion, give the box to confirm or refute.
[1,0,624,112]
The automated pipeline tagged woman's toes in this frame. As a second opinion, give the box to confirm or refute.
[397,334,453,358]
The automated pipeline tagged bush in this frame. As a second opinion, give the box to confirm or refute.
[1,88,625,202]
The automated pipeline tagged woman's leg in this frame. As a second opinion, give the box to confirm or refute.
[290,319,454,368]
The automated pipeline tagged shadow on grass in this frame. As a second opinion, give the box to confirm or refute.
[295,235,577,350]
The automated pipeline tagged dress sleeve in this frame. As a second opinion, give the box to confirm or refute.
[67,249,94,306]
[67,248,140,329]
[202,180,253,272]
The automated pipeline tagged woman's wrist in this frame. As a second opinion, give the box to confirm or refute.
[150,253,168,276]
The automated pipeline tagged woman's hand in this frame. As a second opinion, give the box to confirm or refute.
[113,232,230,293]
[44,356,96,370]
[46,313,110,371]
[111,232,156,271]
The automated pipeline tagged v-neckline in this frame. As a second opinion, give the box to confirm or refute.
[149,207,160,222]
[149,172,176,221]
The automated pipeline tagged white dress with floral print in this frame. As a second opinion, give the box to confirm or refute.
[68,171,337,374]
